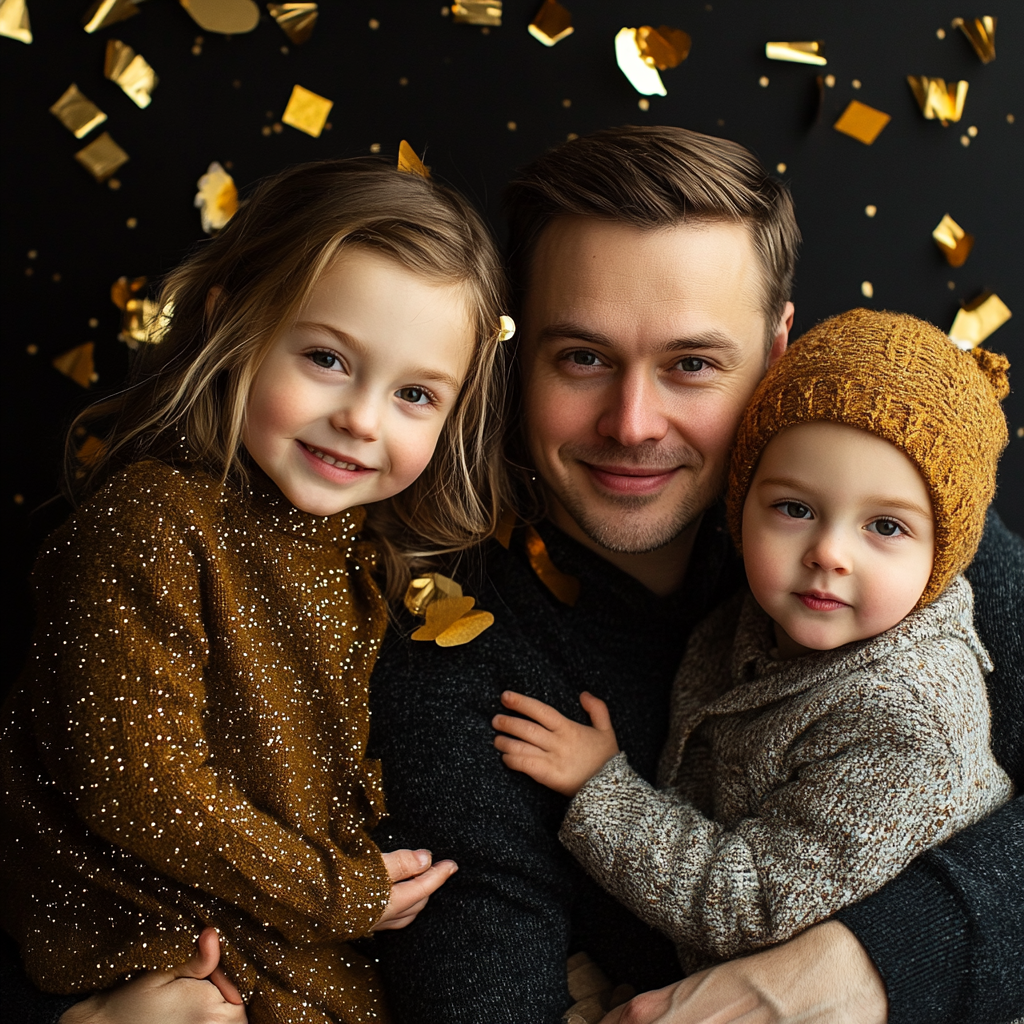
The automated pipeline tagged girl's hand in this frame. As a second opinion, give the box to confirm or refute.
[60,927,246,1024]
[492,690,619,797]
[370,849,458,931]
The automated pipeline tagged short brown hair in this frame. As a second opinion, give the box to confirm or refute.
[505,125,801,343]
[68,158,511,598]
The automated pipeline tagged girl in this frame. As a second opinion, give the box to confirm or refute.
[0,158,510,1024]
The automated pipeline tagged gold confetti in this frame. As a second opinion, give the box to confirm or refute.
[194,161,238,234]
[861,281,874,298]
[404,572,463,616]
[494,508,516,549]
[52,342,96,388]
[179,0,259,33]
[0,0,30,42]
[638,98,649,111]
[907,76,968,125]
[82,0,138,33]
[1008,113,1015,124]
[960,134,970,146]
[126,216,138,228]
[776,162,786,173]
[451,0,501,26]
[397,140,430,177]
[14,494,24,503]
[851,79,862,89]
[833,100,891,145]
[111,276,172,347]
[615,28,666,96]
[529,0,572,46]
[636,25,690,69]
[936,27,946,39]
[932,214,974,267]
[368,17,379,29]
[953,15,995,63]
[1017,427,1024,439]
[824,74,835,87]
[77,435,105,466]
[497,315,516,341]
[435,610,494,647]
[74,132,129,181]
[104,39,157,108]
[758,75,769,87]
[525,525,579,605]
[50,84,107,139]
[281,84,332,137]
[765,41,826,65]
[369,142,381,153]
[865,204,877,217]
[406,573,495,646]
[507,120,517,131]
[967,125,978,137]
[267,3,317,44]
[949,292,1011,349]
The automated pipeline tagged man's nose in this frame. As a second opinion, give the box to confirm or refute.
[803,528,853,575]
[596,369,670,447]
[331,390,380,442]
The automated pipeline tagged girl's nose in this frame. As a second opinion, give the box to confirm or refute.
[332,393,379,442]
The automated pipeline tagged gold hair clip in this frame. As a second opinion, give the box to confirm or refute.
[406,572,495,646]
[497,315,516,341]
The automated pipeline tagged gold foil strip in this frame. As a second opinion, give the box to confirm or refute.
[82,0,139,33]
[75,131,129,181]
[494,508,516,549]
[281,84,332,137]
[0,0,31,43]
[615,28,666,96]
[528,0,573,46]
[949,292,1011,349]
[765,41,826,65]
[179,0,259,34]
[525,525,580,606]
[267,2,317,44]
[932,214,974,267]
[194,161,238,234]
[637,25,690,69]
[833,100,891,145]
[397,140,430,178]
[452,0,501,26]
[435,610,494,646]
[907,76,968,125]
[53,343,96,387]
[104,39,157,108]
[50,84,107,139]
[953,16,995,63]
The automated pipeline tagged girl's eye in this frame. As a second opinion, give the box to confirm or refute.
[569,350,602,366]
[868,519,904,537]
[778,501,812,520]
[309,350,342,370]
[396,386,432,406]
[676,356,707,373]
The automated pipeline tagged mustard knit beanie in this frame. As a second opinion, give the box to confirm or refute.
[727,308,1010,607]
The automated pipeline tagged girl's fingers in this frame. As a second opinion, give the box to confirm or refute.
[381,848,433,882]
[494,734,545,759]
[390,860,457,914]
[580,691,613,732]
[501,691,566,730]
[492,713,554,747]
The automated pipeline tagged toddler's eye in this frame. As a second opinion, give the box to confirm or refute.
[309,350,341,370]
[676,356,707,373]
[778,502,812,519]
[396,386,431,406]
[868,519,903,537]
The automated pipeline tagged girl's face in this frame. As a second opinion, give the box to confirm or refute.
[243,249,475,516]
[741,421,935,658]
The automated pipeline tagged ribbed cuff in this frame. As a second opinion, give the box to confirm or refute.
[836,860,969,1024]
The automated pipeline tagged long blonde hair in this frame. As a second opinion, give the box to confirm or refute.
[67,158,511,598]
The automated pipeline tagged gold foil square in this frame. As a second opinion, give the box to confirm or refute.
[104,38,157,108]
[53,343,96,387]
[907,76,968,124]
[50,84,107,139]
[765,41,826,65]
[528,0,573,46]
[267,2,317,44]
[949,292,1011,349]
[932,214,974,267]
[954,16,996,63]
[833,100,891,145]
[637,25,690,69]
[0,0,31,43]
[82,0,139,33]
[452,0,501,26]
[282,84,332,136]
[75,131,129,181]
[179,0,259,34]
[397,140,430,178]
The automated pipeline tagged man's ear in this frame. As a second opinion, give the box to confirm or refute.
[205,285,224,320]
[766,301,795,368]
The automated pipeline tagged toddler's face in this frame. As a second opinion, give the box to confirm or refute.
[741,422,935,659]
[242,249,474,516]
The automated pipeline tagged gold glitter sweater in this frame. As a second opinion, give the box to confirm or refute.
[0,459,393,1024]
[559,577,1014,974]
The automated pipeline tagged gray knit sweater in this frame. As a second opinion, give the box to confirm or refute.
[560,574,1013,973]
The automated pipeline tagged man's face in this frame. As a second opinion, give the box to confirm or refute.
[520,216,790,553]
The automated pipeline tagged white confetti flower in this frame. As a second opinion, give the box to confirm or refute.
[194,161,238,234]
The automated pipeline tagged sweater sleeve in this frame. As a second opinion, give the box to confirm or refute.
[30,484,387,946]
[559,643,1006,962]
[837,508,1024,1024]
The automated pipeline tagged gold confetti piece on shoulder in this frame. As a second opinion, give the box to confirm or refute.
[404,572,463,615]
[104,39,157,108]
[452,0,501,26]
[412,596,477,640]
[82,0,139,33]
[932,214,974,267]
[397,140,430,178]
[0,0,31,43]
[615,28,666,96]
[406,573,494,645]
[75,131,129,181]
[195,162,238,234]
[267,2,317,44]
[77,434,105,466]
[953,16,995,63]
[525,525,579,606]
[833,100,891,145]
[765,41,826,65]
[528,0,573,46]
[949,292,1011,349]
[436,610,494,646]
[281,84,332,137]
[494,508,516,549]
[50,84,107,139]
[637,25,690,69]
[497,315,515,341]
[53,342,96,388]
[907,76,968,124]
[179,0,259,33]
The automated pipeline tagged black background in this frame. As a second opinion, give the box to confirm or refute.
[2,0,1021,685]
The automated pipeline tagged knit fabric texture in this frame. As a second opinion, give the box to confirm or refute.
[726,308,1011,606]
[560,575,1012,972]
[0,460,393,1024]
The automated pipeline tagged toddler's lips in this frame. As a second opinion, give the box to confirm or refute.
[796,591,850,612]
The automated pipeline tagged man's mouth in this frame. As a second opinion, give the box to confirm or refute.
[795,590,850,612]
[581,462,683,496]
[300,442,371,472]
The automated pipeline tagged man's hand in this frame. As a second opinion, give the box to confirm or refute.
[371,848,458,931]
[492,690,619,797]
[598,921,887,1024]
[59,927,246,1024]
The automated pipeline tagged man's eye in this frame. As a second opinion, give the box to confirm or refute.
[676,356,707,373]
[868,519,903,537]
[779,502,812,519]
[396,386,431,406]
[309,350,341,370]
[569,351,601,366]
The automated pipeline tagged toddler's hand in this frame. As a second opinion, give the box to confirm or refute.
[492,690,619,797]
[371,849,458,932]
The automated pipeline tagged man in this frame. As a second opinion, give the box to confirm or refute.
[370,126,1024,1024]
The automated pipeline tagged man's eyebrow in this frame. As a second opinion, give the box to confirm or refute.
[756,477,932,519]
[537,321,741,353]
